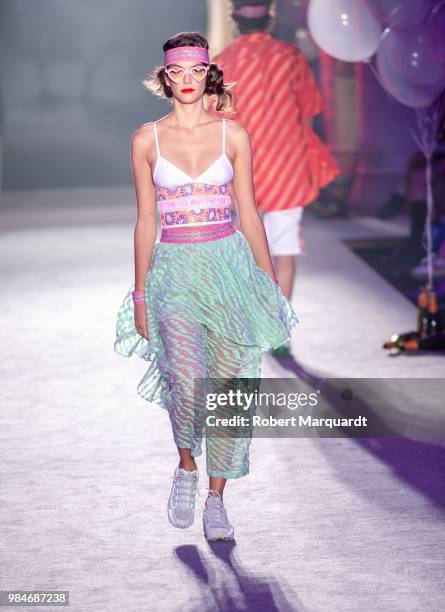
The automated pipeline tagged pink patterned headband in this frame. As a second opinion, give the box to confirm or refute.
[164,46,210,67]
[233,4,269,17]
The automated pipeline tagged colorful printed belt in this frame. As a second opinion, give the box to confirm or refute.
[156,183,232,229]
[160,221,236,243]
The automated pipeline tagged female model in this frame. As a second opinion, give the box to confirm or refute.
[114,31,299,541]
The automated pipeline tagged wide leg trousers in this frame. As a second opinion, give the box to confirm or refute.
[157,315,261,479]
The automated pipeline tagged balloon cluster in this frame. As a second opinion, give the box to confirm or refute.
[306,0,445,351]
[307,0,445,108]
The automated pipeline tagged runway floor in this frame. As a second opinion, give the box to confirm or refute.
[1,186,444,612]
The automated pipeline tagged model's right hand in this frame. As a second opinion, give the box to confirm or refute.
[134,304,149,340]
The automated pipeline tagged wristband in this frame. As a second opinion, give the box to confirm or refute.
[132,289,146,305]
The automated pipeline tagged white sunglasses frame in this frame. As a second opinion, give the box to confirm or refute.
[164,64,210,84]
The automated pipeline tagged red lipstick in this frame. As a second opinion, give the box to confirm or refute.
[181,88,194,93]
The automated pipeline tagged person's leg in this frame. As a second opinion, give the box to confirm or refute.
[204,328,261,492]
[262,208,303,356]
[274,255,296,301]
[157,316,208,528]
[157,316,208,464]
[202,326,261,540]
[262,207,304,301]
[177,448,197,471]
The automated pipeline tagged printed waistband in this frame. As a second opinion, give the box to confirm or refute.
[160,205,232,228]
[160,221,236,243]
[157,194,231,213]
[156,182,230,201]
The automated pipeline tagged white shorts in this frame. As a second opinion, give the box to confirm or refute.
[261,207,305,256]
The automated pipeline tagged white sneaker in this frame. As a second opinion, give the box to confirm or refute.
[167,466,199,529]
[203,490,235,541]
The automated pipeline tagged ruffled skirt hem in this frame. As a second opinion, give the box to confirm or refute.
[114,230,299,409]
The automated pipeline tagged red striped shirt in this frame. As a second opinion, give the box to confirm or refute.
[212,32,341,212]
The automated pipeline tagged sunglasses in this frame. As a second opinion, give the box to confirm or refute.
[165,64,210,84]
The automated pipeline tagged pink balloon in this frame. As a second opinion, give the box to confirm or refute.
[364,0,433,30]
[376,42,443,107]
[426,0,445,64]
[378,23,445,87]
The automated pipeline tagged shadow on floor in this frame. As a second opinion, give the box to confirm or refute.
[270,352,445,513]
[175,542,306,612]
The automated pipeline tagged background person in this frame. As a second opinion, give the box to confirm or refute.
[210,0,340,356]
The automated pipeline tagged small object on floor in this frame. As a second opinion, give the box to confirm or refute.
[167,466,199,529]
[416,287,429,335]
[271,340,292,358]
[426,290,443,336]
[383,287,445,351]
[400,332,445,351]
[382,331,420,349]
[203,490,235,541]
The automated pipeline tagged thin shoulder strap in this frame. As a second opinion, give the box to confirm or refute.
[222,119,226,155]
[153,121,160,156]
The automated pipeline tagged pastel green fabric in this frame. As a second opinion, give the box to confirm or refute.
[114,229,299,478]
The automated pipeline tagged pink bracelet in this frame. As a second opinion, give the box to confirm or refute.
[132,290,146,305]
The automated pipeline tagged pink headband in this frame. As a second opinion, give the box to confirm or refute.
[234,4,269,17]
[164,46,209,67]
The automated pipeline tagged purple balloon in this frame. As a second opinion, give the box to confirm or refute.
[376,41,444,107]
[364,0,433,30]
[378,23,445,87]
[426,0,445,64]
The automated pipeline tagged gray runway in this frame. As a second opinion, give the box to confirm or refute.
[1,187,444,611]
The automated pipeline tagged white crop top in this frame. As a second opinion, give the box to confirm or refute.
[152,119,234,229]
[152,119,233,188]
